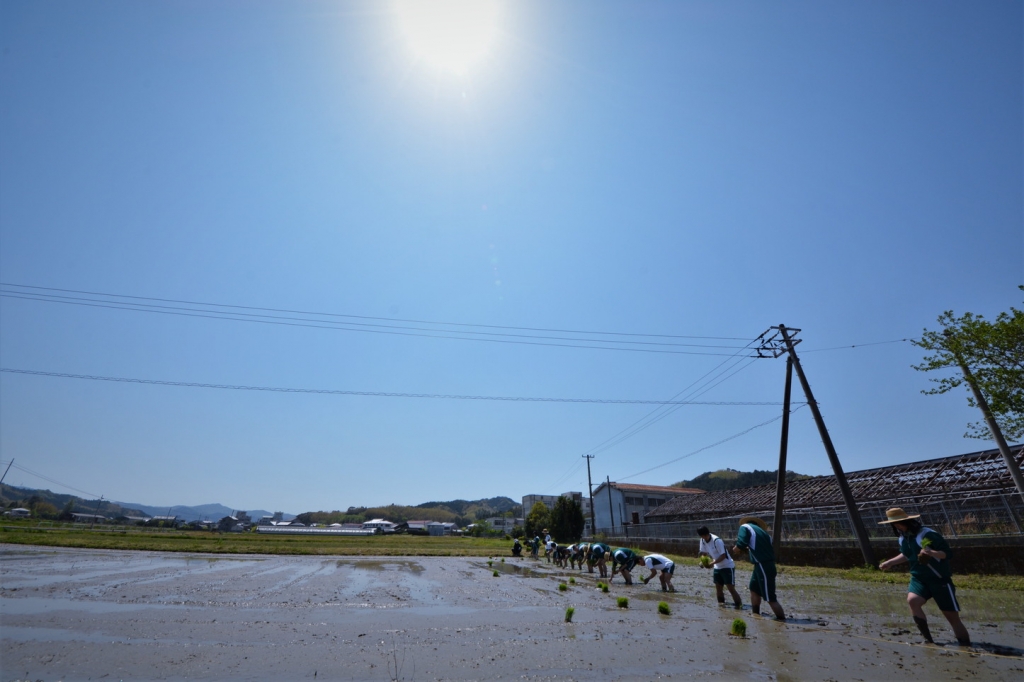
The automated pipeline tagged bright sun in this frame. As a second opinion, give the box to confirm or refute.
[395,0,501,75]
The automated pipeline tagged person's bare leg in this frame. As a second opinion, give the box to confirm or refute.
[908,593,933,642]
[727,584,742,607]
[942,610,970,645]
[767,600,785,620]
[750,592,762,615]
[715,584,725,604]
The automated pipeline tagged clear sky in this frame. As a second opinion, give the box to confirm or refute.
[1,1,1021,515]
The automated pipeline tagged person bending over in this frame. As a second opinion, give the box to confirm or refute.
[610,547,639,585]
[733,517,785,620]
[641,553,675,592]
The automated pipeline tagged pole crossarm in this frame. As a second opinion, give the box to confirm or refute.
[754,328,799,359]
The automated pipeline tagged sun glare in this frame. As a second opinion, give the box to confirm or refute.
[396,0,500,75]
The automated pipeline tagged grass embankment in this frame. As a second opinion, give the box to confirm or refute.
[0,524,510,556]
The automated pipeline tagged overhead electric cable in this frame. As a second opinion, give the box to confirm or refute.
[590,357,760,455]
[585,336,763,457]
[0,283,754,341]
[618,404,809,482]
[1,291,753,350]
[0,368,801,406]
[1,292,755,356]
[801,339,911,352]
[0,459,102,499]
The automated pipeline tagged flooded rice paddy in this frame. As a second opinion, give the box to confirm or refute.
[1,545,1022,680]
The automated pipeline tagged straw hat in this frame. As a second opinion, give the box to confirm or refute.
[738,516,769,532]
[878,507,921,525]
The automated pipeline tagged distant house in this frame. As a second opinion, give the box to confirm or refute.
[399,520,434,535]
[5,508,31,518]
[362,518,397,533]
[71,512,108,523]
[426,522,458,536]
[485,517,523,531]
[590,482,704,532]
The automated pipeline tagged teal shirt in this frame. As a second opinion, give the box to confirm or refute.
[899,527,953,583]
[736,523,775,566]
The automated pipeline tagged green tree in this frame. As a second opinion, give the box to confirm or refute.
[58,499,75,522]
[550,496,585,542]
[524,501,550,538]
[913,287,1024,441]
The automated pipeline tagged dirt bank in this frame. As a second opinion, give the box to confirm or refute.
[1,545,1021,680]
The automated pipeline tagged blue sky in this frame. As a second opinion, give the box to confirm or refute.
[1,1,1021,515]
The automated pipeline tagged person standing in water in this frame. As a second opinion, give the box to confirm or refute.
[878,507,970,646]
[733,517,785,620]
[698,526,742,608]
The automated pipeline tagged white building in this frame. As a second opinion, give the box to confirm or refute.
[362,518,397,533]
[591,482,703,532]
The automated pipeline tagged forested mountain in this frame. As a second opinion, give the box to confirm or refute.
[296,496,520,527]
[672,469,810,492]
[1,483,288,522]
[1,483,147,519]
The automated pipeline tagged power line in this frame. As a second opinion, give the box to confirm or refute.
[1,292,756,357]
[0,368,802,406]
[1,290,755,350]
[801,339,911,353]
[2,282,755,339]
[0,459,102,499]
[585,336,764,457]
[591,357,759,456]
[618,404,809,482]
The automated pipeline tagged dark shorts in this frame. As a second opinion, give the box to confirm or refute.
[909,576,960,612]
[749,562,777,602]
[617,557,637,572]
[590,548,606,560]
[662,563,675,576]
[713,567,735,586]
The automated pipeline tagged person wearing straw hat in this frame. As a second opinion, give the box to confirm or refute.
[878,507,970,646]
[733,516,785,620]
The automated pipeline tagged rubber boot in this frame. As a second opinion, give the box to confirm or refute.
[913,616,934,643]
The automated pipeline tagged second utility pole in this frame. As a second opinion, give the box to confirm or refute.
[777,325,877,567]
[583,454,597,538]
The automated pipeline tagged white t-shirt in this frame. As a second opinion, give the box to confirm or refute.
[643,554,674,571]
[699,534,735,569]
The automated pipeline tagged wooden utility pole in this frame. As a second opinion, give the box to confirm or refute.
[776,325,877,567]
[946,332,1024,498]
[606,476,615,533]
[773,357,793,553]
[583,454,597,537]
[0,458,12,487]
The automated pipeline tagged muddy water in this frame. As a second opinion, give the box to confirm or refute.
[1,546,1021,680]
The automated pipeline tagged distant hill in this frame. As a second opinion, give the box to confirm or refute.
[416,496,518,516]
[1,483,147,519]
[112,501,293,523]
[297,496,520,527]
[0,483,292,522]
[672,469,810,492]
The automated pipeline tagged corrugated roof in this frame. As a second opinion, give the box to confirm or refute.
[646,444,1024,521]
[596,482,704,495]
